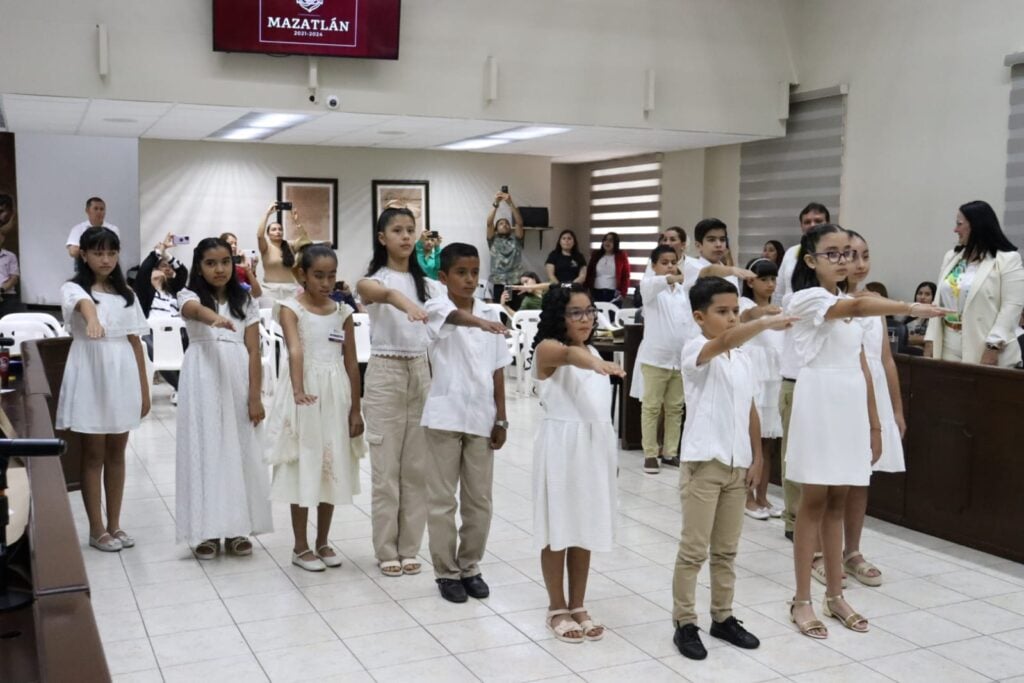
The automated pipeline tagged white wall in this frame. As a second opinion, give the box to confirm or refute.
[138,140,551,285]
[15,133,140,305]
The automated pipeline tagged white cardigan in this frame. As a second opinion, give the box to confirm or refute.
[925,248,1024,366]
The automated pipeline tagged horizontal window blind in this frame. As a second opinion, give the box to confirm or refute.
[588,154,662,284]
[738,95,846,267]
[1004,64,1024,249]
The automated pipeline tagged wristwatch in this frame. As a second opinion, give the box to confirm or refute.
[494,419,509,430]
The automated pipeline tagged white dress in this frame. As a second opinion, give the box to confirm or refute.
[863,317,906,473]
[739,297,784,438]
[784,288,872,486]
[174,290,273,545]
[56,283,148,434]
[532,347,618,552]
[266,298,361,508]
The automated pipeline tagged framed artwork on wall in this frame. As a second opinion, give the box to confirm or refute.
[276,177,338,248]
[371,180,429,237]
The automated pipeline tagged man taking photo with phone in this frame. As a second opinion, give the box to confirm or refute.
[486,188,525,302]
[416,228,442,280]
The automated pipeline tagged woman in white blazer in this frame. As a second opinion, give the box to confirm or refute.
[925,200,1024,367]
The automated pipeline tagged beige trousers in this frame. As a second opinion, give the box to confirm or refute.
[640,364,685,458]
[778,379,802,533]
[424,429,494,580]
[364,355,431,562]
[672,459,747,625]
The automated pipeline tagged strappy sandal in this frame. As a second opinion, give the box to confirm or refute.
[546,609,585,644]
[316,545,343,568]
[843,551,883,587]
[811,552,847,588]
[788,598,828,639]
[89,533,123,553]
[569,607,604,641]
[226,537,253,556]
[111,529,135,548]
[823,594,869,633]
[193,539,219,560]
[379,560,402,577]
[400,557,422,575]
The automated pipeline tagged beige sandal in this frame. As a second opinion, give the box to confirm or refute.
[193,539,219,560]
[400,558,421,575]
[569,607,604,641]
[546,609,585,644]
[788,598,828,639]
[811,552,848,588]
[226,537,253,556]
[823,594,869,633]
[843,551,883,587]
[379,560,402,577]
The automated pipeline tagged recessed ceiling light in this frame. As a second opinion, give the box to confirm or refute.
[218,127,271,141]
[489,126,571,140]
[438,138,511,151]
[103,117,138,124]
[208,111,315,141]
[247,113,313,128]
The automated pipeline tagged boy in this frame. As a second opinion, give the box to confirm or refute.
[637,245,696,474]
[671,277,796,660]
[422,242,512,603]
[683,218,755,294]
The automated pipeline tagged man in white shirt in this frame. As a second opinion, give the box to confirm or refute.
[421,242,511,605]
[671,276,795,661]
[0,231,23,316]
[66,197,120,259]
[682,219,755,294]
[772,203,831,307]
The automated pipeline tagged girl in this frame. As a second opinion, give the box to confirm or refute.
[220,231,263,299]
[762,240,785,267]
[57,228,150,552]
[785,224,948,639]
[904,281,937,348]
[584,232,631,304]
[739,258,784,519]
[176,238,271,559]
[532,285,624,643]
[356,208,444,577]
[257,202,310,303]
[267,244,363,572]
[545,230,587,285]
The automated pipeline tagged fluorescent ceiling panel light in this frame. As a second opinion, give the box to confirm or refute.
[439,138,511,150]
[489,125,571,140]
[208,111,315,141]
[247,113,314,128]
[218,127,271,140]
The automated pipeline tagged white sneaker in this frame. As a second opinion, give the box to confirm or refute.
[765,505,783,518]
[744,507,770,520]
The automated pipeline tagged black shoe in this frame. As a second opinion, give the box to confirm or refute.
[643,457,660,474]
[461,574,490,599]
[673,623,707,660]
[436,578,468,603]
[784,530,794,542]
[660,456,681,468]
[709,616,760,649]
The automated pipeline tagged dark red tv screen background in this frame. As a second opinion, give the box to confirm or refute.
[213,0,401,59]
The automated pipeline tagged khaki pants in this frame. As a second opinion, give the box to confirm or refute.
[425,429,494,580]
[778,379,802,533]
[364,356,431,562]
[672,459,747,625]
[641,364,684,458]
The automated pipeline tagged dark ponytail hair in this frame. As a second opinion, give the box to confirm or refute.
[957,200,1017,260]
[70,227,135,307]
[741,257,779,299]
[187,237,250,320]
[365,207,429,303]
[532,284,594,352]
[297,243,338,271]
[791,223,847,292]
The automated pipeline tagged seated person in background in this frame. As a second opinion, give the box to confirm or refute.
[66,197,119,259]
[501,271,545,316]
[331,280,365,312]
[134,233,188,318]
[900,281,937,349]
[864,281,889,298]
[416,229,442,280]
[0,194,15,237]
[220,231,263,299]
[0,231,24,317]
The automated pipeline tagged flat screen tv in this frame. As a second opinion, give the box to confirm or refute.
[213,0,401,60]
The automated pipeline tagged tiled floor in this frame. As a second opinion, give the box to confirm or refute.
[74,384,1024,682]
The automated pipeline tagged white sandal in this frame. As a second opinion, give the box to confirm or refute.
[316,545,343,568]
[811,552,847,588]
[546,609,584,644]
[292,550,326,572]
[401,557,422,575]
[379,560,402,577]
[569,607,604,641]
[227,537,253,556]
[111,529,135,548]
[89,533,122,553]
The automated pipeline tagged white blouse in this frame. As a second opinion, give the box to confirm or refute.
[362,268,445,357]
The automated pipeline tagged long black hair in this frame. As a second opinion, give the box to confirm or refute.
[764,239,785,266]
[70,227,135,307]
[549,229,587,267]
[187,237,250,320]
[914,281,937,303]
[957,200,1018,260]
[365,207,429,303]
[741,257,779,300]
[265,219,296,268]
[791,223,848,292]
[532,284,594,352]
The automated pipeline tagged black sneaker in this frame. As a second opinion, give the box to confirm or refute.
[709,616,760,649]
[673,623,707,660]
[461,574,490,599]
[643,457,660,474]
[436,578,468,603]
[784,530,794,542]
[660,456,680,468]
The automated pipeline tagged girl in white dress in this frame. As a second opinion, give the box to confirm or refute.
[175,237,272,559]
[739,258,785,520]
[57,228,150,553]
[784,224,948,639]
[532,284,624,644]
[267,245,364,573]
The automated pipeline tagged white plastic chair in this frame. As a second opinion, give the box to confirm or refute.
[0,320,58,357]
[594,301,619,325]
[511,310,542,395]
[616,308,641,326]
[150,319,185,374]
[1,312,64,337]
[259,322,278,395]
[351,312,371,364]
[481,303,519,379]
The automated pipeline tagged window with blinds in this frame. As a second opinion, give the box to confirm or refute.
[588,154,662,286]
[1004,63,1024,249]
[738,94,846,267]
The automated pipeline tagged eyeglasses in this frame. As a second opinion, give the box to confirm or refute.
[811,249,853,264]
[565,306,598,322]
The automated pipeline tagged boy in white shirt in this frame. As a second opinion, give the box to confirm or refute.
[422,242,512,604]
[682,218,755,294]
[672,276,796,660]
[637,245,696,475]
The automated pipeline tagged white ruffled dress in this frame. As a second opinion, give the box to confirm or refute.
[739,297,784,438]
[862,316,906,473]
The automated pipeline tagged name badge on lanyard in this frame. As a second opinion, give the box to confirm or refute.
[328,329,345,344]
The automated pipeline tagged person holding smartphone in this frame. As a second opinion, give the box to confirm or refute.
[258,201,311,304]
[220,232,263,299]
[487,189,525,302]
[416,229,442,280]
